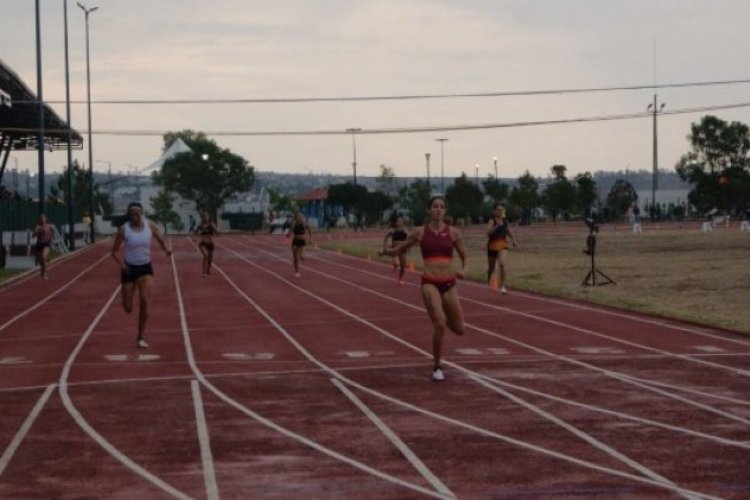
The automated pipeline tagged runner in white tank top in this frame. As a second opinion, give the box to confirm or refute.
[111,202,172,348]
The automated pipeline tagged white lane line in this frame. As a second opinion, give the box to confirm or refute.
[174,243,452,500]
[296,246,750,409]
[191,380,219,500]
[0,383,56,478]
[58,286,191,500]
[217,241,719,499]
[0,253,110,335]
[319,244,750,347]
[331,378,455,499]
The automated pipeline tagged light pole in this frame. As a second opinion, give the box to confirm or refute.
[63,0,75,250]
[647,96,666,219]
[475,164,480,187]
[493,157,498,179]
[425,153,431,188]
[435,138,448,193]
[78,2,98,243]
[346,128,361,185]
[35,0,45,215]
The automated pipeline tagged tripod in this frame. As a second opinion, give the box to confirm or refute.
[581,230,616,287]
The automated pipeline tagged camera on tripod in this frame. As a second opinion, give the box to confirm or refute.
[583,218,599,256]
[581,217,615,286]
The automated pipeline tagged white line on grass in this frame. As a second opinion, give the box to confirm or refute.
[0,383,56,478]
[215,240,718,499]
[330,378,456,499]
[58,286,192,500]
[191,380,219,500]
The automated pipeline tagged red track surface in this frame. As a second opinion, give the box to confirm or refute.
[1,235,749,499]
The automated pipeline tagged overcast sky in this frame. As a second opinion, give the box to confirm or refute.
[2,0,750,182]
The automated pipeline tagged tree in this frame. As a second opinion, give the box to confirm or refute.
[674,115,750,213]
[541,164,577,223]
[268,188,297,213]
[399,179,432,225]
[375,164,398,198]
[153,130,255,219]
[575,172,599,218]
[482,176,510,203]
[509,171,540,225]
[606,179,638,219]
[446,173,483,222]
[56,160,113,216]
[327,182,367,216]
[356,191,392,227]
[149,191,183,234]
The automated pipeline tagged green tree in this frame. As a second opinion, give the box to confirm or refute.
[56,160,113,216]
[327,182,368,216]
[268,188,297,213]
[148,191,183,234]
[674,115,750,212]
[375,164,398,198]
[541,164,577,223]
[575,172,599,218]
[153,130,255,219]
[509,171,540,225]
[356,191,392,227]
[446,173,483,222]
[482,175,510,203]
[606,179,638,219]
[399,178,432,225]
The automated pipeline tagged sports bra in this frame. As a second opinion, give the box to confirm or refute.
[420,224,453,263]
[198,224,216,236]
[489,218,509,241]
[391,229,408,242]
[292,222,306,236]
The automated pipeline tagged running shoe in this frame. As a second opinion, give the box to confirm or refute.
[432,367,445,382]
[501,286,507,294]
[137,338,149,349]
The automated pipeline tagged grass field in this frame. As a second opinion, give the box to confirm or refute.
[318,224,750,335]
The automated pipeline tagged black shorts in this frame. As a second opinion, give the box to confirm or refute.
[421,278,457,295]
[199,241,215,252]
[35,242,51,253]
[121,263,154,284]
[292,238,306,248]
[487,249,499,258]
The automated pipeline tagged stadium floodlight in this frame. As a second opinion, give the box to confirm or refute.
[494,156,498,179]
[78,2,99,243]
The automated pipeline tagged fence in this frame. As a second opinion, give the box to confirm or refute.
[0,199,85,232]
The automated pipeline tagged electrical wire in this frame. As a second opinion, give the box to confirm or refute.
[3,101,749,137]
[12,78,750,105]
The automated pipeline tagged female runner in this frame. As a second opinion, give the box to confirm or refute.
[486,204,516,293]
[381,196,467,381]
[111,202,172,348]
[290,211,312,277]
[382,215,408,284]
[195,211,218,276]
[33,213,53,280]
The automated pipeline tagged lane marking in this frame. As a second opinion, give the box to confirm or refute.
[221,353,274,361]
[295,245,750,410]
[191,380,220,500]
[572,347,626,355]
[345,351,370,358]
[0,357,32,365]
[693,346,727,353]
[175,242,452,500]
[331,378,456,499]
[58,286,191,500]
[0,253,111,335]
[0,384,56,478]
[217,240,720,499]
[104,354,128,362]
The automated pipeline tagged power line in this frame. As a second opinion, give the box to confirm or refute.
[13,78,750,105]
[3,101,750,137]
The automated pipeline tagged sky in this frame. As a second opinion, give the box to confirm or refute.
[2,0,750,182]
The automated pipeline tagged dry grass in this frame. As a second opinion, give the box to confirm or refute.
[318,225,750,334]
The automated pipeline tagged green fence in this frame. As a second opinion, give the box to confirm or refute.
[0,200,85,231]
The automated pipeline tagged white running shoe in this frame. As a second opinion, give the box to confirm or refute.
[137,338,149,349]
[500,286,507,294]
[432,367,445,382]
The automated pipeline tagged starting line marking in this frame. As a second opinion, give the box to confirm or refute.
[571,347,626,355]
[692,346,727,353]
[222,352,274,361]
[0,357,32,365]
[104,354,162,362]
[343,351,396,358]
[455,348,511,356]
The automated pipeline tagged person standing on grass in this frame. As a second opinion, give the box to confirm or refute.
[111,202,172,349]
[486,204,516,293]
[289,211,313,278]
[381,196,468,382]
[194,211,218,277]
[382,215,408,284]
[32,213,53,280]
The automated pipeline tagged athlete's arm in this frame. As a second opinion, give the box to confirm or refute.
[111,225,127,271]
[505,219,517,247]
[486,218,497,237]
[382,231,393,251]
[149,222,173,256]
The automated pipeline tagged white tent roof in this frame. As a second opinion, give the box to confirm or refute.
[142,138,192,172]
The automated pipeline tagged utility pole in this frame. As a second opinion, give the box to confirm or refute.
[648,96,665,218]
[425,152,431,188]
[78,2,99,243]
[346,128,361,185]
[435,138,448,193]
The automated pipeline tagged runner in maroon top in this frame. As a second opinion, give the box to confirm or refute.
[32,213,53,280]
[381,196,468,381]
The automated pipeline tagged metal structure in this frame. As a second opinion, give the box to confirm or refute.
[647,96,665,214]
[78,2,99,242]
[346,128,361,185]
[435,138,448,193]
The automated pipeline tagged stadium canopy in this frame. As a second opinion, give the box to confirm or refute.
[142,138,192,172]
[0,57,83,182]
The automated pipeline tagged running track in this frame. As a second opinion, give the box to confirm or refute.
[1,234,749,499]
